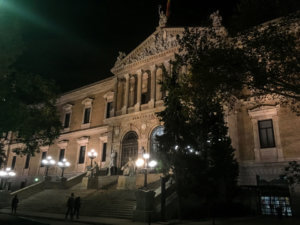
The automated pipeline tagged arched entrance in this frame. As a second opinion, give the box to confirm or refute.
[121,131,138,167]
[150,126,164,158]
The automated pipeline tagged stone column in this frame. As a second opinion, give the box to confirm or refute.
[163,61,170,97]
[117,78,123,112]
[112,77,118,116]
[129,76,135,107]
[122,74,130,115]
[156,68,162,101]
[135,69,142,112]
[148,65,156,108]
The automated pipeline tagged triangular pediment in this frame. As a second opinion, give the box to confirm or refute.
[111,27,184,73]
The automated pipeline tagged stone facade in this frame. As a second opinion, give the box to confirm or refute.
[3,24,300,199]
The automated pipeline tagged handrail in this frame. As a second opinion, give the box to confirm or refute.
[10,181,45,200]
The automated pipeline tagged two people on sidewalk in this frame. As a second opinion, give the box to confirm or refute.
[65,193,81,220]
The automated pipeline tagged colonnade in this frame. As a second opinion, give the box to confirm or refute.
[114,62,170,115]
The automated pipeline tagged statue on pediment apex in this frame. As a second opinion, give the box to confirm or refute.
[209,10,222,27]
[115,51,126,66]
[158,5,167,27]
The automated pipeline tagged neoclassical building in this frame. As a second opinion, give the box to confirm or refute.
[3,12,300,215]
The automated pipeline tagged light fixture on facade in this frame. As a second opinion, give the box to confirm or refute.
[135,147,157,188]
[87,149,98,167]
[42,156,56,177]
[0,167,16,190]
[57,158,71,178]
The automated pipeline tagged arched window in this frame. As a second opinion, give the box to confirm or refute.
[121,131,138,167]
[150,126,164,158]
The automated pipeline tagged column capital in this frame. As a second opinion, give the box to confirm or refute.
[124,73,130,80]
[163,60,170,68]
[149,65,157,72]
[136,69,142,76]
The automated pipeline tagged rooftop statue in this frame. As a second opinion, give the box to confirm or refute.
[158,5,167,27]
[209,10,222,27]
[114,51,126,66]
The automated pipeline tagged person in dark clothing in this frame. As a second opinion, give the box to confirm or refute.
[74,196,81,219]
[11,195,19,215]
[65,193,75,220]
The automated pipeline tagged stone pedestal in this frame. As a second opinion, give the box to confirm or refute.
[133,189,156,222]
[117,176,136,190]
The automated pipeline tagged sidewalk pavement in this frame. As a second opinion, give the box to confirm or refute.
[1,209,298,225]
[0,208,171,225]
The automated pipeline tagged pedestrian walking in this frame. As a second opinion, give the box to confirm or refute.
[11,195,19,215]
[74,196,81,219]
[65,193,75,220]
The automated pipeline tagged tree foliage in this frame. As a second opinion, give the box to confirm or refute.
[0,6,61,164]
[281,161,300,188]
[230,0,300,33]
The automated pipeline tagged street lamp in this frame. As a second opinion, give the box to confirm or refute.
[136,148,157,188]
[0,168,16,190]
[42,156,56,177]
[88,149,97,167]
[57,158,70,178]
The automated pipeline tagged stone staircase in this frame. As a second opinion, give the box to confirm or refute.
[81,187,136,219]
[3,175,167,219]
[6,185,136,219]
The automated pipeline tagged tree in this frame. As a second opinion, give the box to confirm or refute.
[0,4,61,166]
[156,10,299,218]
[157,54,238,218]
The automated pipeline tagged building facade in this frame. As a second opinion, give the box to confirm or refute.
[2,13,300,215]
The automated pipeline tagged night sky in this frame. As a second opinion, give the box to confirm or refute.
[5,0,240,92]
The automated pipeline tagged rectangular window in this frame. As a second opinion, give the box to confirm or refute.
[106,102,112,118]
[64,113,71,128]
[78,146,86,164]
[59,149,65,161]
[40,152,47,167]
[83,108,91,124]
[24,155,30,169]
[258,119,275,148]
[11,156,17,170]
[102,143,107,162]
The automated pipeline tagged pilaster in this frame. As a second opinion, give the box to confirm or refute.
[122,74,130,114]
[149,65,156,108]
[135,69,142,112]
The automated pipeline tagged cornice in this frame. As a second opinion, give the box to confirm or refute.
[59,125,108,140]
[57,77,115,106]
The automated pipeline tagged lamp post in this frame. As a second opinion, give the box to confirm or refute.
[42,156,56,177]
[88,149,97,167]
[0,168,16,190]
[57,158,70,178]
[136,148,157,188]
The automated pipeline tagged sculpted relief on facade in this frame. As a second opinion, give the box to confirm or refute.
[113,29,179,68]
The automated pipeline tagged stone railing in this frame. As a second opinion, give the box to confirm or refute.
[45,172,87,189]
[134,176,178,222]
[10,181,45,200]
[152,176,177,221]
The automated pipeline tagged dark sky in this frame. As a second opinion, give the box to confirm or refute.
[5,0,239,92]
